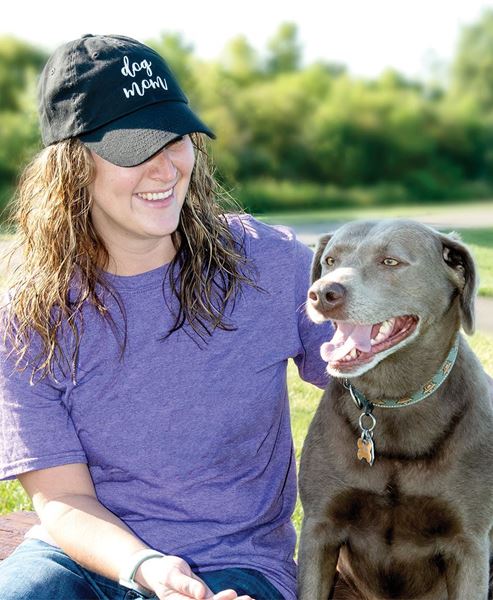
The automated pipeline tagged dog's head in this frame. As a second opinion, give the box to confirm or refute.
[307,220,477,378]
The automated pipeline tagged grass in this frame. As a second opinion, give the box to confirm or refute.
[257,199,493,224]
[0,480,32,514]
[456,229,493,297]
[1,202,492,529]
[2,332,492,532]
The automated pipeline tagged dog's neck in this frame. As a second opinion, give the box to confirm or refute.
[348,320,461,401]
[334,318,469,460]
[346,334,459,409]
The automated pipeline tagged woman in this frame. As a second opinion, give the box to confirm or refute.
[0,35,331,600]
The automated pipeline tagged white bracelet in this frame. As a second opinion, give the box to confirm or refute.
[119,548,166,598]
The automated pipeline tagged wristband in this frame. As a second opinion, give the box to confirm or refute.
[119,548,166,598]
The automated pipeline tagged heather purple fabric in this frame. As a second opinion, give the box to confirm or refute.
[0,214,333,600]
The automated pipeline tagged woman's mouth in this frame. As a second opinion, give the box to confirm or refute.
[135,188,174,206]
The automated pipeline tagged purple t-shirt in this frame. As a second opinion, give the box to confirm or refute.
[0,214,332,599]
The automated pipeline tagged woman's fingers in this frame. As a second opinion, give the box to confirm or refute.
[211,590,238,600]
[166,568,209,598]
[190,571,214,597]
[211,591,255,600]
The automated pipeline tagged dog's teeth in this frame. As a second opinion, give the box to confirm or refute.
[379,319,394,335]
[350,348,358,358]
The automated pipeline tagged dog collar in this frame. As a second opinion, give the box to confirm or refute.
[343,334,459,409]
[342,334,459,465]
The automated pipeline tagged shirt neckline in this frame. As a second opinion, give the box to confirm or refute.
[101,262,174,292]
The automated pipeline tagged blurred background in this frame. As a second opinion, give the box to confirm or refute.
[2,0,493,216]
[0,1,493,303]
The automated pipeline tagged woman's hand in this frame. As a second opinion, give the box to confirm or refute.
[138,555,255,599]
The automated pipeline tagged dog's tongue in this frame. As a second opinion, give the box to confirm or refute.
[320,322,373,362]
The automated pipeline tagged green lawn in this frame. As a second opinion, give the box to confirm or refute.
[258,200,493,225]
[2,332,492,530]
[457,229,493,297]
[1,206,492,531]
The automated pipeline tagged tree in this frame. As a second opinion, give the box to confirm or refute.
[451,9,493,112]
[0,37,46,215]
[265,23,302,75]
[220,35,261,86]
[0,36,47,112]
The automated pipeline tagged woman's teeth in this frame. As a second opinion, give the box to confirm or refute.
[137,189,173,201]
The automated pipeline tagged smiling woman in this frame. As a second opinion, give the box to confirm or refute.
[0,33,333,600]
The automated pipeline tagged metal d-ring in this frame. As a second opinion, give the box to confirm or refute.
[359,412,376,433]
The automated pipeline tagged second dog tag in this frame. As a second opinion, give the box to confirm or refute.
[357,433,375,466]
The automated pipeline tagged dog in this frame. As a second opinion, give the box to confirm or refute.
[297,219,493,600]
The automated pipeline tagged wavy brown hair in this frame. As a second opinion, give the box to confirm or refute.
[3,133,255,381]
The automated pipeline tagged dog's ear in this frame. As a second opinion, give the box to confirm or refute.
[311,233,333,283]
[439,232,478,335]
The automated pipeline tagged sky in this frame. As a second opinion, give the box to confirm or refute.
[2,0,492,80]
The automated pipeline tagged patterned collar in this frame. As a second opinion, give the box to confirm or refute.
[344,334,460,410]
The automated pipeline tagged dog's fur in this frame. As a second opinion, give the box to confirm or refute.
[298,220,493,600]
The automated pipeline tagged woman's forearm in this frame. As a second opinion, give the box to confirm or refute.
[39,492,150,583]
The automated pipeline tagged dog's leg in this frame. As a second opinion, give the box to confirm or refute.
[446,540,490,600]
[298,516,340,600]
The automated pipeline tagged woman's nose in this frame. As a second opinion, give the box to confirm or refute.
[148,147,177,179]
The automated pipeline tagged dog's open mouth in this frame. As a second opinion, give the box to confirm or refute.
[321,315,419,368]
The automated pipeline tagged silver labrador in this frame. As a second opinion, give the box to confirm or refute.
[298,219,493,600]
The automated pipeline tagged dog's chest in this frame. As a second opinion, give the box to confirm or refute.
[327,484,462,598]
[328,485,461,544]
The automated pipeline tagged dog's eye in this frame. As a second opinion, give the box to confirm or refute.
[382,258,400,266]
[325,256,335,266]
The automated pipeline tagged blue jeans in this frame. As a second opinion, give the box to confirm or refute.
[0,539,285,599]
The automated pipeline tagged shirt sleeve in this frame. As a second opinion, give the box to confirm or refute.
[0,336,87,481]
[292,238,334,389]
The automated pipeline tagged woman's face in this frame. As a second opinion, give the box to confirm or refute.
[89,135,195,273]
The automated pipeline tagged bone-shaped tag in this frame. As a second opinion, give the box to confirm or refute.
[357,436,375,466]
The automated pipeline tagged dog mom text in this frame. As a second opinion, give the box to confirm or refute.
[121,55,168,98]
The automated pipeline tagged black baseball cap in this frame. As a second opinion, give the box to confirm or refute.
[38,34,215,167]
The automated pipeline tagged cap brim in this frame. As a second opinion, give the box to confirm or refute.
[79,101,215,167]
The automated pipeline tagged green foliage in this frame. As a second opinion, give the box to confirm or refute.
[266,22,302,75]
[4,13,493,218]
[235,178,493,215]
[0,36,45,215]
[0,37,46,112]
[452,9,493,113]
[219,36,262,87]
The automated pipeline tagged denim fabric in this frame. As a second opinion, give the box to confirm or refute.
[0,539,285,600]
[200,568,284,599]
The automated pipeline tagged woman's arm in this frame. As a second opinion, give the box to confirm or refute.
[19,463,247,600]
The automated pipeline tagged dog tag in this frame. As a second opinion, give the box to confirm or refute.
[357,433,375,466]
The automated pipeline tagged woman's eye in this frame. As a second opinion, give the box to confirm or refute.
[382,258,400,266]
[326,256,335,266]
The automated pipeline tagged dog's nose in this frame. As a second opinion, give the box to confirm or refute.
[308,282,346,312]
